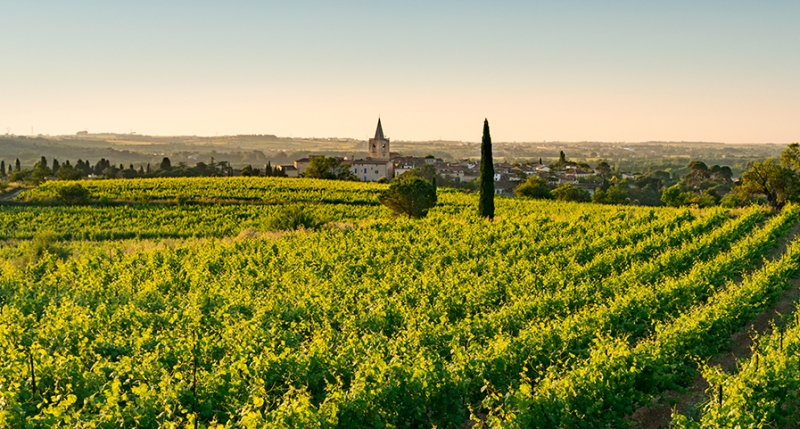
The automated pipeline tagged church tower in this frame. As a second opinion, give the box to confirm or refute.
[368,118,390,159]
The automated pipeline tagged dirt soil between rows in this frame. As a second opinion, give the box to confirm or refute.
[629,218,800,429]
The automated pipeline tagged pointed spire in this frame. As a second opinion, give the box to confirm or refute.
[374,118,385,141]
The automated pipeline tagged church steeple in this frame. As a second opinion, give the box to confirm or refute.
[374,118,385,141]
[368,117,390,159]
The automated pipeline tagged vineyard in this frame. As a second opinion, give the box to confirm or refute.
[2,177,800,428]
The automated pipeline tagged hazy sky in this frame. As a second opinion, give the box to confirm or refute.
[1,1,798,142]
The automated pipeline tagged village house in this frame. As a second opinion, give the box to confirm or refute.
[276,164,299,177]
[392,156,430,178]
[345,159,393,182]
[293,157,313,176]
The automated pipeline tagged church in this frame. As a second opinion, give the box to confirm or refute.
[344,118,395,182]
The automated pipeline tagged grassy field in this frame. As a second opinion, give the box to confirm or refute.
[1,177,798,428]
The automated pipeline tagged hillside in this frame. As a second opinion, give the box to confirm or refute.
[1,177,799,427]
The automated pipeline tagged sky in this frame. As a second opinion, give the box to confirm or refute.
[1,1,798,143]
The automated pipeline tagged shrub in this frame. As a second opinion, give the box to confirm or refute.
[20,231,68,265]
[515,176,553,199]
[378,175,437,218]
[552,183,591,202]
[267,206,324,231]
[57,183,90,205]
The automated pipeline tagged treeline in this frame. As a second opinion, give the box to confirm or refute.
[0,156,287,184]
[514,143,800,209]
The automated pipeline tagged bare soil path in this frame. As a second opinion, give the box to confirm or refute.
[629,219,800,428]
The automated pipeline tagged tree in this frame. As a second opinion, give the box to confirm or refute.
[56,183,90,205]
[552,183,591,202]
[378,175,437,218]
[478,119,495,219]
[304,156,356,180]
[593,183,631,205]
[159,157,172,171]
[739,158,797,210]
[515,176,552,199]
[30,157,52,184]
[661,185,690,207]
[0,161,5,177]
[15,159,21,171]
[8,169,30,183]
[780,143,800,170]
[117,167,139,179]
[402,163,436,181]
[52,159,60,174]
[241,165,254,177]
[55,164,83,181]
[595,161,612,177]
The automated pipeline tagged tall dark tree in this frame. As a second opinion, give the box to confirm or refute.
[15,159,21,171]
[159,157,172,171]
[478,119,495,219]
[0,161,5,177]
[52,159,60,174]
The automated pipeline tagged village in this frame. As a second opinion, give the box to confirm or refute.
[280,119,605,197]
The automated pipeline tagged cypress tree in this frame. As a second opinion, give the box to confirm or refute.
[0,161,5,176]
[478,119,495,219]
[15,159,21,171]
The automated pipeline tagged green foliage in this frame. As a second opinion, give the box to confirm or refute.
[30,158,52,184]
[19,230,68,264]
[304,156,357,181]
[593,183,631,205]
[662,184,690,207]
[478,119,495,219]
[266,205,325,231]
[22,177,389,205]
[4,176,800,428]
[56,183,90,205]
[401,163,436,181]
[551,183,590,202]
[595,161,612,177]
[740,158,798,210]
[378,174,437,218]
[8,168,31,183]
[515,175,552,199]
[55,164,83,180]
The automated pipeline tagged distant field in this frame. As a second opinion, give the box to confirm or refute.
[1,177,799,428]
